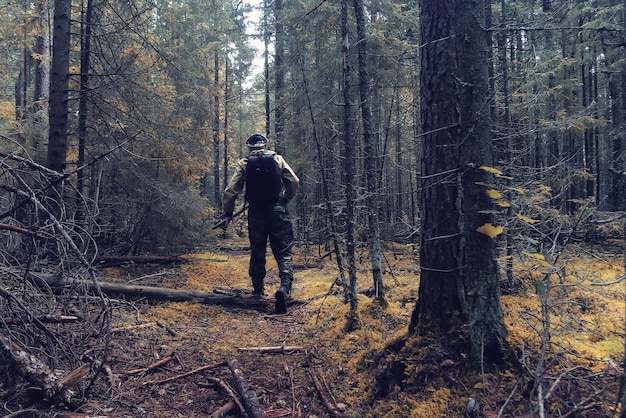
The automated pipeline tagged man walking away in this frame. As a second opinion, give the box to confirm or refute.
[222,133,299,314]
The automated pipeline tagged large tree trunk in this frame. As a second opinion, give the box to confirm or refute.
[352,0,385,305]
[410,0,506,370]
[213,50,221,210]
[274,0,285,152]
[76,0,93,227]
[33,0,50,151]
[341,0,360,331]
[48,0,71,175]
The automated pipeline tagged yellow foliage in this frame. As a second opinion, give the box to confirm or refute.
[476,223,504,238]
[484,189,502,199]
[0,100,15,120]
[479,165,503,176]
[516,213,539,224]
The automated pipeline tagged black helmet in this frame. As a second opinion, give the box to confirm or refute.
[245,133,268,148]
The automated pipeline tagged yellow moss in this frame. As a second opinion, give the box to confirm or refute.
[104,240,623,417]
[369,387,455,417]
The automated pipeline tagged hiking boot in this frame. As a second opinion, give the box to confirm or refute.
[274,286,289,314]
[252,278,264,297]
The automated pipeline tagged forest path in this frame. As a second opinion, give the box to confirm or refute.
[94,243,351,418]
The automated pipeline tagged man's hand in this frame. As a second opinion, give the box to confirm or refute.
[222,216,233,230]
[212,215,233,230]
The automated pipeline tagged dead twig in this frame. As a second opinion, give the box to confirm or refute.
[308,368,344,417]
[124,353,176,375]
[236,345,305,354]
[209,400,238,418]
[143,361,227,385]
[205,377,246,417]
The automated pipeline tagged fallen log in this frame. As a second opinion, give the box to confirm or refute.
[228,359,267,418]
[94,255,184,267]
[0,330,89,407]
[28,273,266,308]
[2,315,79,325]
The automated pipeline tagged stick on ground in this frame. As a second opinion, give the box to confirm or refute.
[228,359,267,418]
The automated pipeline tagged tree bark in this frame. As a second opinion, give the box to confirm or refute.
[48,0,71,175]
[341,0,360,331]
[410,0,506,369]
[352,0,385,306]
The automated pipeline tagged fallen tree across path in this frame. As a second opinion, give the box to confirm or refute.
[28,273,267,309]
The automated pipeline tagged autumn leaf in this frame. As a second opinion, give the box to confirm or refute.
[516,214,539,224]
[496,200,511,207]
[485,189,502,199]
[479,165,513,180]
[479,165,503,176]
[476,223,504,238]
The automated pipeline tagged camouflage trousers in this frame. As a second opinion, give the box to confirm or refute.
[247,202,294,292]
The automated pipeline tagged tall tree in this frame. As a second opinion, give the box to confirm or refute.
[274,0,285,151]
[353,0,385,306]
[47,0,71,176]
[409,0,506,369]
[342,0,360,331]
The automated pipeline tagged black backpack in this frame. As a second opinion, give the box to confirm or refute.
[245,152,282,205]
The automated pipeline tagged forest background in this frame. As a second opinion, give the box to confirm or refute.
[1,0,626,416]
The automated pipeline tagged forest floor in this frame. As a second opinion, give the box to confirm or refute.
[65,237,624,417]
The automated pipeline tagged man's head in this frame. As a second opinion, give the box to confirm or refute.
[245,133,268,149]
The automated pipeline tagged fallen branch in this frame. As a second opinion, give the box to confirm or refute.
[2,315,79,325]
[236,345,305,354]
[228,359,267,418]
[205,378,245,417]
[209,400,238,418]
[308,368,344,417]
[144,361,227,385]
[0,223,47,240]
[124,353,176,375]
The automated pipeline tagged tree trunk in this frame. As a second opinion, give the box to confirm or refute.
[48,0,71,175]
[352,0,385,305]
[341,0,360,331]
[76,0,93,227]
[33,0,50,151]
[410,0,506,370]
[274,0,285,152]
[213,50,221,210]
[263,0,271,135]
